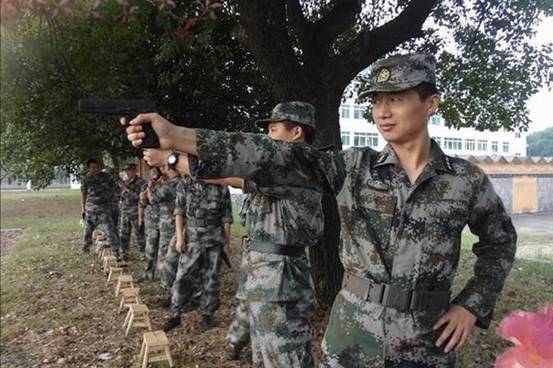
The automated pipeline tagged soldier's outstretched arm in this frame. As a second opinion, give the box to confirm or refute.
[125,114,353,195]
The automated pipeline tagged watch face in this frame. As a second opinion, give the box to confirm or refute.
[168,154,177,165]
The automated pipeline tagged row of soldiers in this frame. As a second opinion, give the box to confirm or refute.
[80,159,233,331]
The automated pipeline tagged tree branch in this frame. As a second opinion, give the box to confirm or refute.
[312,0,361,50]
[233,0,306,99]
[329,0,436,88]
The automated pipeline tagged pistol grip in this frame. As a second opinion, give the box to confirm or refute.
[140,124,161,149]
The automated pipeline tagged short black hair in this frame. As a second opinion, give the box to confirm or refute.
[282,121,316,144]
[413,82,439,100]
[86,158,99,167]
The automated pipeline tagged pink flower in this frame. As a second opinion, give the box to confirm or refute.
[495,305,553,368]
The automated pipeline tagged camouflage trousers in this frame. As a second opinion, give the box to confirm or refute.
[159,236,181,300]
[247,299,315,368]
[111,206,120,249]
[144,222,160,276]
[82,207,116,251]
[226,299,250,350]
[320,289,456,368]
[119,210,145,258]
[171,243,223,318]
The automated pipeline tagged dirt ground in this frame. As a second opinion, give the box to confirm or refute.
[1,191,552,368]
[0,229,24,256]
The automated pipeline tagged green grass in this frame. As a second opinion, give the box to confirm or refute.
[2,190,552,368]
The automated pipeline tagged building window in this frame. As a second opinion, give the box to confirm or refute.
[515,132,521,139]
[492,141,498,153]
[503,142,509,153]
[341,131,351,146]
[340,105,351,119]
[465,139,475,151]
[432,137,441,147]
[477,140,487,151]
[353,132,379,147]
[353,106,365,120]
[444,137,462,150]
[430,116,441,125]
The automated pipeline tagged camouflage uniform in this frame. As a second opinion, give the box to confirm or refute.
[119,175,146,259]
[141,183,161,276]
[169,177,233,321]
[148,176,179,295]
[193,102,325,368]
[111,175,122,249]
[225,196,253,352]
[189,64,517,368]
[81,172,117,252]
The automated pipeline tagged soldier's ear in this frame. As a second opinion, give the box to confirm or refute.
[426,94,440,116]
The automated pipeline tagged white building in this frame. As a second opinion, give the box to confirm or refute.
[339,97,527,156]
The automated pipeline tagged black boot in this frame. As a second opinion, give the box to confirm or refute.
[226,343,241,360]
[163,316,181,332]
[200,315,216,331]
[158,297,172,309]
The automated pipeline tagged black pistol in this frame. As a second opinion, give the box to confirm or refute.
[78,98,160,149]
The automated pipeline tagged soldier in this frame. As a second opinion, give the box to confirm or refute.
[118,163,146,262]
[148,165,180,300]
[161,171,233,332]
[80,158,117,253]
[225,195,252,360]
[125,53,518,368]
[103,166,122,250]
[140,166,162,279]
[142,103,324,367]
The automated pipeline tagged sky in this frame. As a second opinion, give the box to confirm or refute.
[527,17,553,133]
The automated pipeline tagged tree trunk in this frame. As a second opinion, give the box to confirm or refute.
[309,94,345,306]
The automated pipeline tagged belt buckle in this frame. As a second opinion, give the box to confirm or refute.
[381,285,412,310]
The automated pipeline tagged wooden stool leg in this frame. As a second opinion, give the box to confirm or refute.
[106,270,112,287]
[122,309,132,329]
[118,296,125,314]
[125,312,134,336]
[115,281,121,297]
[145,315,153,331]
[164,346,174,367]
[142,345,149,368]
[138,339,145,363]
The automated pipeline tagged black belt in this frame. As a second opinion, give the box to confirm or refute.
[342,273,450,311]
[187,218,223,227]
[248,240,306,257]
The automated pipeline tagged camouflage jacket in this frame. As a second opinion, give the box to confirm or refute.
[192,130,517,327]
[150,176,180,219]
[120,176,146,214]
[81,172,115,210]
[174,176,233,226]
[140,183,160,229]
[230,179,324,302]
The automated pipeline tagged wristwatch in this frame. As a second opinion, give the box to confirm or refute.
[167,151,180,170]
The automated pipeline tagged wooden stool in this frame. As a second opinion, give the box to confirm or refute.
[117,287,141,314]
[103,255,118,273]
[106,266,124,287]
[138,330,174,368]
[122,303,152,337]
[99,246,113,259]
[115,275,134,296]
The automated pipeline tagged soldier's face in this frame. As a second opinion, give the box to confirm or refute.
[88,163,100,175]
[267,122,302,143]
[371,89,438,144]
[126,169,136,178]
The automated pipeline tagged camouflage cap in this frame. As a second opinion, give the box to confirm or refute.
[256,101,316,130]
[359,53,437,97]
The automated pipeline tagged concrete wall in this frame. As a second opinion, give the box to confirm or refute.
[513,176,538,213]
[490,176,513,214]
[537,176,553,212]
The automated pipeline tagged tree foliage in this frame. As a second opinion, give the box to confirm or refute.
[1,0,272,187]
[527,127,553,157]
